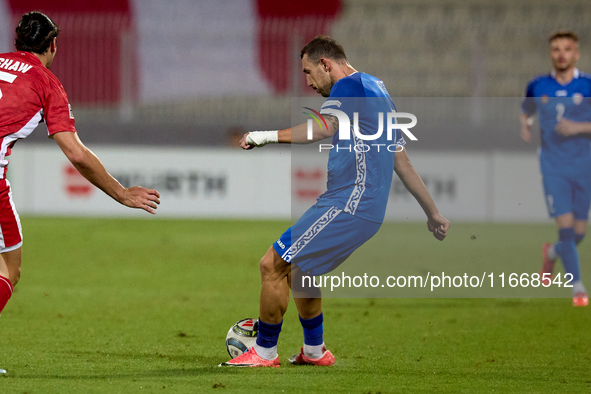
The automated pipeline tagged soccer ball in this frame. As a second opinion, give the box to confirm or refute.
[226,318,258,358]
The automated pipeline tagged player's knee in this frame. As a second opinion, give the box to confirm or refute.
[259,247,288,281]
[10,265,21,286]
[259,248,274,279]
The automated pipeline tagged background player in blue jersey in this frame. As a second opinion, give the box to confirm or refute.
[221,36,450,367]
[521,31,591,307]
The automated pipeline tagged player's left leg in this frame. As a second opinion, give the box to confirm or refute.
[569,176,591,306]
[287,269,333,365]
[552,213,586,306]
[0,248,20,314]
[0,248,21,375]
[0,179,23,374]
[286,209,380,366]
[572,219,588,306]
[541,175,587,304]
[1,247,22,285]
[0,178,23,313]
[540,174,566,280]
[554,213,579,277]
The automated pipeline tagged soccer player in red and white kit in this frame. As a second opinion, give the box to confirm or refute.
[0,11,160,342]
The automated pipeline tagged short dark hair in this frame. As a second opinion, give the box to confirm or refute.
[549,30,578,44]
[15,11,60,54]
[300,35,347,62]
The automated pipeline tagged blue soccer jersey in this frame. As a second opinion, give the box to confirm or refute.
[317,72,405,224]
[522,68,591,177]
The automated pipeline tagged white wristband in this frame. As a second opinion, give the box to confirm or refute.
[245,130,279,147]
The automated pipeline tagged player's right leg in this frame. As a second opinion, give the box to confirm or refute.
[574,220,587,246]
[220,246,288,367]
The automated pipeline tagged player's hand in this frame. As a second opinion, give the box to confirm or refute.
[239,133,255,150]
[427,213,450,241]
[520,127,532,143]
[240,131,279,149]
[120,186,160,214]
[555,118,581,137]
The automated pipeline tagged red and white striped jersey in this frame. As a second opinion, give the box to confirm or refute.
[0,51,76,179]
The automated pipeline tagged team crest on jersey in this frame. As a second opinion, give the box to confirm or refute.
[541,95,549,104]
[68,104,74,119]
[573,93,583,105]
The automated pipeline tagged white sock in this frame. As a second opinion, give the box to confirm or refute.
[572,280,587,296]
[547,244,557,261]
[253,343,277,360]
[303,342,325,359]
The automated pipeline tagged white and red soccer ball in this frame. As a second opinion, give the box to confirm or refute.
[225,318,258,358]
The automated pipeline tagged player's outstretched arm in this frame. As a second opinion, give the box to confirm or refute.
[239,115,338,149]
[555,118,591,136]
[51,132,160,214]
[519,112,534,143]
[394,148,450,241]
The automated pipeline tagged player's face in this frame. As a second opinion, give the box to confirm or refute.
[302,54,332,97]
[549,38,579,72]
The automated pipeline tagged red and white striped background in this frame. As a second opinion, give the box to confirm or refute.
[0,0,340,105]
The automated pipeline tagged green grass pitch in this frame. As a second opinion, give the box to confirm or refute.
[0,217,589,393]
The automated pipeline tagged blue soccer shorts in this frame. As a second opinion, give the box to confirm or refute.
[542,173,591,220]
[273,205,381,276]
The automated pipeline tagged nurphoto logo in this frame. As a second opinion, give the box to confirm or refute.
[303,106,418,153]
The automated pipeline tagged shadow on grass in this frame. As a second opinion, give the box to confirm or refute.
[8,349,310,380]
[10,366,288,380]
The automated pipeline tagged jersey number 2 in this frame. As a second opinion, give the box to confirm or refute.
[555,103,565,122]
[0,71,17,99]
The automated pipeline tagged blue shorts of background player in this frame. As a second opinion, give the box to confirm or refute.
[273,205,381,277]
[542,174,591,220]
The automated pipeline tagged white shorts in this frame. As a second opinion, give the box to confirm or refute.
[0,179,23,253]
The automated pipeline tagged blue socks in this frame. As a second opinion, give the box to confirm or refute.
[575,233,585,245]
[252,314,325,360]
[300,313,324,346]
[554,228,581,283]
[256,319,282,348]
[256,314,323,348]
[253,319,282,360]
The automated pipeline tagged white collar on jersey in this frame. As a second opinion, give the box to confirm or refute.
[551,68,580,79]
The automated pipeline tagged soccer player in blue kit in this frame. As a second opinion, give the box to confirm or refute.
[221,36,450,367]
[521,31,591,307]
